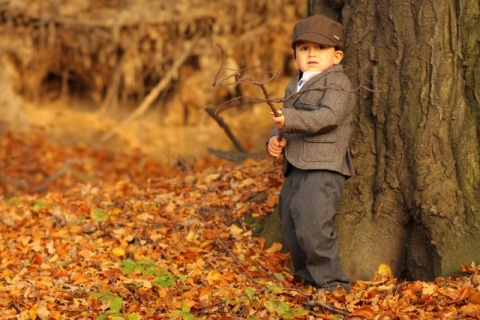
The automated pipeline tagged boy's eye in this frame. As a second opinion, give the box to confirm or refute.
[297,43,331,51]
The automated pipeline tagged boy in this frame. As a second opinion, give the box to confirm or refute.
[267,14,355,292]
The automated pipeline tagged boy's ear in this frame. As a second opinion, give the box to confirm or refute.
[334,50,344,64]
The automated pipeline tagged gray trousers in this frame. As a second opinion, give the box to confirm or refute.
[279,166,350,290]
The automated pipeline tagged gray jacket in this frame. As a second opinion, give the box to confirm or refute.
[269,64,355,177]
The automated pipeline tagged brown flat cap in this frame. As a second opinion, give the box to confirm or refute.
[291,15,345,49]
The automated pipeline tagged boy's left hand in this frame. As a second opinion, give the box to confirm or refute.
[271,110,285,129]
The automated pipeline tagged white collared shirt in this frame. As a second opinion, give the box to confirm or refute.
[297,71,321,92]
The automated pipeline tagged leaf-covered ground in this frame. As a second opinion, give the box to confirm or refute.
[1,130,480,319]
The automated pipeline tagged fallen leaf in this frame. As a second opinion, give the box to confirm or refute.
[471,291,480,305]
[111,247,125,257]
[230,224,243,238]
[265,242,282,253]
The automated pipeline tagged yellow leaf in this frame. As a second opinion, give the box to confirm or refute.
[51,230,69,238]
[239,178,255,187]
[377,263,392,277]
[29,305,39,320]
[186,230,196,242]
[50,311,61,320]
[36,306,50,320]
[233,171,244,180]
[373,263,393,280]
[1,269,12,278]
[422,283,437,296]
[230,224,243,238]
[195,259,206,269]
[109,207,122,215]
[69,225,83,234]
[112,247,125,257]
[204,173,221,183]
[206,270,222,285]
[183,298,196,308]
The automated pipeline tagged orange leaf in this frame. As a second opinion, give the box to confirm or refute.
[266,194,277,208]
[183,251,197,262]
[128,303,139,313]
[32,254,43,265]
[203,230,216,240]
[350,305,375,318]
[222,272,237,283]
[461,263,473,273]
[52,269,69,278]
[257,237,266,250]
[240,191,251,202]
[198,287,211,301]
[459,286,471,301]
[199,240,214,249]
[470,291,480,305]
[265,242,282,253]
[458,303,480,314]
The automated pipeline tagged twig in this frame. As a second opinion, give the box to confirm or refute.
[240,77,281,117]
[31,158,87,194]
[452,310,480,320]
[101,32,202,142]
[211,46,281,117]
[303,300,349,316]
[283,287,311,301]
[211,45,284,164]
[204,106,246,153]
[197,287,312,316]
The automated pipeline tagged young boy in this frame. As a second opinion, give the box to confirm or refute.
[267,14,355,292]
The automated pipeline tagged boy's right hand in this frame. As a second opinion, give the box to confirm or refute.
[267,135,287,158]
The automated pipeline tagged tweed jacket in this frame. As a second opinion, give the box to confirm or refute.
[269,64,355,177]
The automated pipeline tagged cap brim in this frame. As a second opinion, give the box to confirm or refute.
[292,32,338,48]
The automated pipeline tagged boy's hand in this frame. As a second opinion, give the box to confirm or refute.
[271,110,285,129]
[267,135,287,158]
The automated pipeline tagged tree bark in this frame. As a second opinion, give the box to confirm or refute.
[307,0,480,281]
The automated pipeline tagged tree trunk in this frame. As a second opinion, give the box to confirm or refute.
[306,0,480,281]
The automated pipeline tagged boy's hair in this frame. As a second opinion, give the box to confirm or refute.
[292,42,342,59]
[293,41,343,59]
[291,15,345,50]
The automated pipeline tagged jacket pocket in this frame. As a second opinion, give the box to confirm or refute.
[303,133,336,162]
[304,133,336,143]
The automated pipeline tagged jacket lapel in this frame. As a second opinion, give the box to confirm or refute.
[285,65,343,106]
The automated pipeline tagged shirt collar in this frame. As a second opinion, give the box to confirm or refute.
[297,71,321,91]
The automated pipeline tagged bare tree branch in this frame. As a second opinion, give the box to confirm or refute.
[204,106,246,153]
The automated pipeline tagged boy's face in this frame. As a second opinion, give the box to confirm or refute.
[295,41,343,73]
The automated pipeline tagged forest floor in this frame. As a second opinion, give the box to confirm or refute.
[1,130,480,319]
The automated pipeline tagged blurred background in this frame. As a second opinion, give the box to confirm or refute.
[0,0,306,163]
